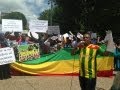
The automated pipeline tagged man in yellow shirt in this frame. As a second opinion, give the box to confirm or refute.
[72,33,106,90]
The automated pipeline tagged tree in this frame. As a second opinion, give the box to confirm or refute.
[38,0,120,35]
[52,0,89,33]
[38,9,50,20]
[38,5,63,26]
[52,0,120,35]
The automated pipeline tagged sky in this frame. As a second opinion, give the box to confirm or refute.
[0,0,50,20]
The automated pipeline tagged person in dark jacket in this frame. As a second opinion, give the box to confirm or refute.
[0,33,11,80]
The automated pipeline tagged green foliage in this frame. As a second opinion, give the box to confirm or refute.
[54,0,120,33]
[38,6,63,26]
[38,9,50,20]
[39,0,120,34]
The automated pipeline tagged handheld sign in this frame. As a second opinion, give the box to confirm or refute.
[29,20,48,33]
[0,47,16,65]
[2,19,23,32]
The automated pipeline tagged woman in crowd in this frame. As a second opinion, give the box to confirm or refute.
[0,33,11,80]
[113,39,120,71]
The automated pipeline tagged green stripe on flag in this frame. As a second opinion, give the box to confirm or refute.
[17,48,79,65]
[81,48,86,76]
[88,48,93,78]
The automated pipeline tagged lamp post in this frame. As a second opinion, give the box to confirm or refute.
[48,0,53,26]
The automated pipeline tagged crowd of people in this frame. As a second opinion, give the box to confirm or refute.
[0,30,120,90]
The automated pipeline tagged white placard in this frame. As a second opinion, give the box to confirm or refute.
[0,47,16,65]
[47,26,60,34]
[29,20,48,33]
[2,19,23,32]
[105,30,115,53]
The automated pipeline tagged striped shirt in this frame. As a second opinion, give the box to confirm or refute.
[79,44,99,78]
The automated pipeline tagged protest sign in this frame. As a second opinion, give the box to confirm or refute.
[0,47,15,65]
[105,30,115,53]
[2,19,23,32]
[29,20,48,33]
[17,43,40,62]
[47,26,60,34]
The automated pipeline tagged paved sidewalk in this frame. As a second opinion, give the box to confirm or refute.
[0,76,114,90]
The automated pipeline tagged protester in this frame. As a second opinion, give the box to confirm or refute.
[71,33,108,90]
[19,34,29,45]
[110,39,120,90]
[114,39,120,71]
[15,32,22,44]
[4,31,16,40]
[0,33,11,80]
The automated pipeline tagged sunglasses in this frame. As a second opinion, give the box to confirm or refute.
[83,37,90,39]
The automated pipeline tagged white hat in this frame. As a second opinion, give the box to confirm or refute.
[63,33,69,38]
[28,32,39,39]
[58,35,63,41]
[77,33,83,39]
[51,36,58,40]
[69,35,73,40]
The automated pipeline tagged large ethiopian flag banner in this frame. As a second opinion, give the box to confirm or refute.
[11,48,114,77]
